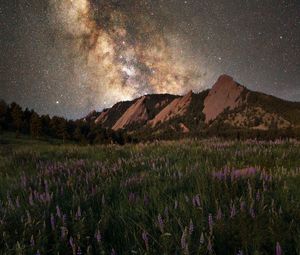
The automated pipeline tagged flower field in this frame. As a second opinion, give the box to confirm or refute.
[0,139,299,254]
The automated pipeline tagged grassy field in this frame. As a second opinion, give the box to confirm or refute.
[0,137,299,254]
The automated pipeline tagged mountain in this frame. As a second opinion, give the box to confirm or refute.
[87,75,300,138]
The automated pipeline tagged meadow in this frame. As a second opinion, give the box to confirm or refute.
[0,137,299,254]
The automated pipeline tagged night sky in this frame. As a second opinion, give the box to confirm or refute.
[1,0,299,119]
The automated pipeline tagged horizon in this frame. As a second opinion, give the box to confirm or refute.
[1,73,300,121]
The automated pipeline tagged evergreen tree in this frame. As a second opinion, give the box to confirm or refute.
[30,112,42,138]
[11,103,23,137]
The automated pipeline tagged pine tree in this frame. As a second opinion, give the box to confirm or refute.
[11,103,23,137]
[30,112,42,138]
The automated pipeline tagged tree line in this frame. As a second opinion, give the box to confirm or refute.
[0,100,134,145]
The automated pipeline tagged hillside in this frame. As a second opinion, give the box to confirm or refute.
[88,75,300,139]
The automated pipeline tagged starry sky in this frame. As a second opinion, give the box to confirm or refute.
[1,0,299,119]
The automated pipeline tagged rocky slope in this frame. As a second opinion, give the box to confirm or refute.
[86,75,300,134]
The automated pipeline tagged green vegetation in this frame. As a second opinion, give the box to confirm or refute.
[0,138,299,254]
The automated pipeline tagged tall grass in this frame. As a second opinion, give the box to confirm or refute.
[0,139,299,254]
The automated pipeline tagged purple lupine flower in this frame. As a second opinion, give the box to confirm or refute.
[181,227,188,254]
[76,206,81,219]
[30,235,35,247]
[95,230,102,243]
[240,201,246,212]
[36,250,41,255]
[256,190,260,201]
[142,230,149,251]
[111,248,116,255]
[56,205,61,218]
[157,214,164,233]
[276,242,282,255]
[77,247,82,255]
[50,213,55,230]
[230,203,236,218]
[69,236,75,249]
[237,250,243,255]
[195,194,201,207]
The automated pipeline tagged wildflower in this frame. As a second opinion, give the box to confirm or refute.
[276,242,282,255]
[181,227,189,254]
[142,230,149,251]
[30,235,35,247]
[50,213,55,230]
[111,248,116,255]
[77,247,82,255]
[157,214,164,233]
[230,203,236,218]
[95,229,102,243]
[56,205,61,218]
[195,194,201,207]
[76,206,81,219]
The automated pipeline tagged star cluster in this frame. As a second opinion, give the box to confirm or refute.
[1,0,299,118]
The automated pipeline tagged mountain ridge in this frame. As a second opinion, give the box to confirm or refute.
[87,75,300,135]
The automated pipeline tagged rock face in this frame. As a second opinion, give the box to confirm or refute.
[203,75,245,123]
[112,96,149,130]
[149,91,193,127]
[86,74,300,133]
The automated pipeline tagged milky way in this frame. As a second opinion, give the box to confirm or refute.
[50,0,203,106]
[1,0,299,118]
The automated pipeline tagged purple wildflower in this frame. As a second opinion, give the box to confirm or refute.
[95,230,102,243]
[77,247,82,255]
[142,230,149,251]
[30,235,35,247]
[181,227,189,254]
[50,213,55,230]
[157,214,164,233]
[56,205,61,218]
[276,242,282,255]
[230,203,236,218]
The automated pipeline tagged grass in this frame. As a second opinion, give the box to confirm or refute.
[0,137,299,254]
